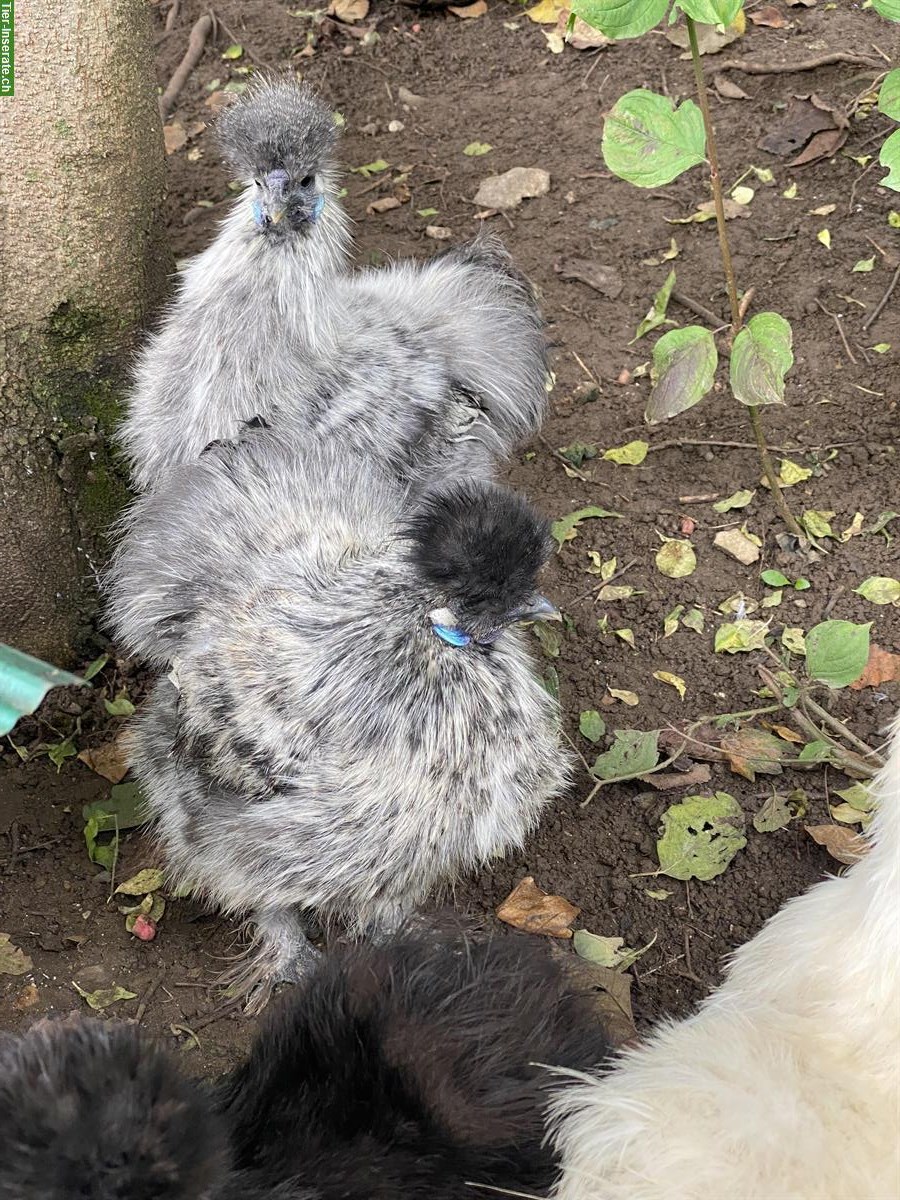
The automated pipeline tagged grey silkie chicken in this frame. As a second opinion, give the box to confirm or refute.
[119,78,548,491]
[106,430,569,1005]
[0,936,611,1200]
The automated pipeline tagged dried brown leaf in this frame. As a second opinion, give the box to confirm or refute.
[554,257,624,300]
[805,824,868,865]
[0,933,33,976]
[77,737,130,784]
[758,94,848,167]
[366,196,402,215]
[849,643,900,691]
[713,74,750,100]
[163,122,187,155]
[328,0,369,21]
[749,5,788,26]
[449,0,487,15]
[496,876,580,938]
[641,762,712,791]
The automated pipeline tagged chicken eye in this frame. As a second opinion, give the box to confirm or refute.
[300,174,314,188]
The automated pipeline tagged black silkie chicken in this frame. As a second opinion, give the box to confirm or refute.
[0,937,611,1200]
[106,431,570,1005]
[119,78,548,491]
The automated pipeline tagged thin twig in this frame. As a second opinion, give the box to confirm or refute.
[712,52,882,75]
[135,970,166,1024]
[164,0,180,32]
[581,50,605,89]
[209,9,269,68]
[538,433,590,483]
[847,158,876,215]
[571,557,640,607]
[861,263,900,332]
[187,997,245,1033]
[672,290,723,328]
[159,14,213,120]
[815,299,857,365]
[802,696,885,765]
[647,438,860,453]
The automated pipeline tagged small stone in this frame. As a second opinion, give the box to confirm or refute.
[387,119,405,133]
[473,167,550,211]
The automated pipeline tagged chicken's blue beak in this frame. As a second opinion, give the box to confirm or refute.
[253,169,290,228]
[511,594,562,624]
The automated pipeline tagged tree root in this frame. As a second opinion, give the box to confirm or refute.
[159,13,213,120]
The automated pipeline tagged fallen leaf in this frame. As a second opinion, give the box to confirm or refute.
[163,122,187,155]
[809,203,836,216]
[115,868,165,896]
[328,0,369,21]
[850,643,900,689]
[665,18,742,56]
[565,13,613,48]
[656,538,696,578]
[463,141,492,156]
[351,158,390,178]
[653,671,686,699]
[603,440,648,465]
[714,620,770,654]
[642,237,680,266]
[805,824,868,865]
[749,4,788,24]
[543,29,565,51]
[834,782,875,812]
[713,74,750,100]
[578,962,636,1046]
[683,607,705,634]
[77,737,130,784]
[731,184,755,205]
[448,0,486,14]
[802,509,835,540]
[853,256,876,273]
[496,876,579,937]
[782,626,807,655]
[713,528,761,565]
[533,622,562,659]
[657,792,747,881]
[597,584,639,601]
[425,225,453,240]
[0,933,33,976]
[579,710,606,743]
[615,627,636,649]
[830,803,867,825]
[555,256,624,300]
[758,93,848,167]
[73,982,137,1011]
[592,729,659,781]
[667,198,751,223]
[721,728,785,781]
[13,983,40,1011]
[473,167,550,210]
[753,791,794,832]
[221,42,243,59]
[769,723,805,744]
[817,228,832,250]
[855,576,900,605]
[105,694,135,717]
[551,505,622,550]
[526,0,565,20]
[608,687,640,706]
[574,928,655,971]
[642,762,712,791]
[714,489,755,513]
[366,196,401,215]
[663,604,684,638]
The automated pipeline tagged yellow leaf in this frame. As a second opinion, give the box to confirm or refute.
[653,670,686,699]
[526,0,565,22]
[603,440,649,466]
[608,687,639,706]
[817,229,832,250]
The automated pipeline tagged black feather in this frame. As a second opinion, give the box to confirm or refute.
[405,479,553,631]
[218,934,612,1199]
[0,1017,228,1200]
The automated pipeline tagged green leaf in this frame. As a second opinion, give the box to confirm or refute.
[105,695,135,717]
[730,312,793,408]
[879,69,900,119]
[417,207,439,217]
[798,740,836,764]
[602,91,706,188]
[753,792,794,833]
[714,620,769,654]
[683,606,705,634]
[591,728,659,781]
[633,269,677,341]
[115,868,165,896]
[782,627,806,655]
[559,441,598,467]
[801,509,835,540]
[761,569,791,588]
[835,782,875,813]
[351,159,390,177]
[551,505,622,550]
[73,983,137,1011]
[852,256,876,273]
[714,489,754,513]
[572,0,670,39]
[221,43,243,59]
[879,128,900,191]
[854,575,900,605]
[573,929,644,969]
[774,458,811,487]
[646,325,717,423]
[579,710,606,742]
[47,737,76,770]
[675,0,742,22]
[873,0,900,17]
[656,792,746,881]
[655,538,697,578]
[663,604,684,637]
[533,622,562,658]
[603,439,649,465]
[463,141,492,156]
[805,619,871,688]
[653,670,686,699]
[83,653,110,681]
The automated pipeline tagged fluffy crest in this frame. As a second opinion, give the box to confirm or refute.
[0,1017,228,1200]
[215,78,339,179]
[405,479,553,634]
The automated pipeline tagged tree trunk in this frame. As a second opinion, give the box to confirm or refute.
[0,0,167,663]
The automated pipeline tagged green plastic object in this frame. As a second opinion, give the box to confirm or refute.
[0,644,87,736]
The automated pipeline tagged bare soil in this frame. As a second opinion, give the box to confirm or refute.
[2,0,898,1077]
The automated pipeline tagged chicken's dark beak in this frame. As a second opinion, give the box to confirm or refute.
[513,594,562,624]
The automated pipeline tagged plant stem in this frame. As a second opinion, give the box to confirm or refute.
[685,15,803,540]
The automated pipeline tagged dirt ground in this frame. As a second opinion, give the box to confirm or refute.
[2,0,898,1078]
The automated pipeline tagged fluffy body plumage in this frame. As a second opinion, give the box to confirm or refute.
[0,937,610,1200]
[551,715,900,1200]
[106,434,569,994]
[119,80,547,491]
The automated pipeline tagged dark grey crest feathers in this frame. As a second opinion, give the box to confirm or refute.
[215,79,339,179]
